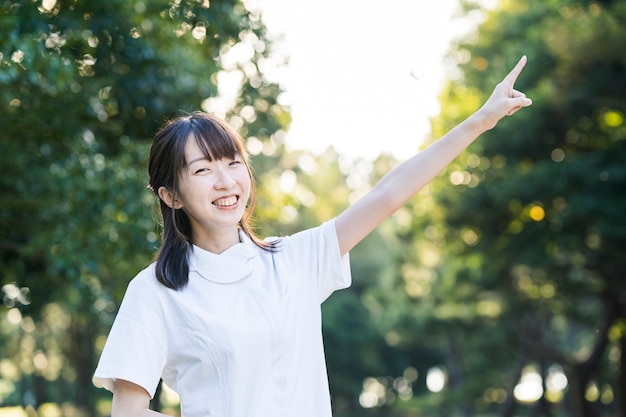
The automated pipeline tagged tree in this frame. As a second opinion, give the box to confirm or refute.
[412,0,626,416]
[0,0,288,414]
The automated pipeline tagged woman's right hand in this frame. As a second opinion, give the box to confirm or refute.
[474,55,532,131]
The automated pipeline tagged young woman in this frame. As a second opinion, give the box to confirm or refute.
[93,56,532,417]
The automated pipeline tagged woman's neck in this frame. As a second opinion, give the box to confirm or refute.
[191,227,241,254]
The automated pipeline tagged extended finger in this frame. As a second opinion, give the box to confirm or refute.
[502,55,527,89]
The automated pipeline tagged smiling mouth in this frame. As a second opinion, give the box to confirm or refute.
[213,196,238,207]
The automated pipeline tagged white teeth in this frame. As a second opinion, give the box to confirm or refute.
[213,196,237,207]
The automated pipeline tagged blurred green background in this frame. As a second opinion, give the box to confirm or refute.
[1,0,624,416]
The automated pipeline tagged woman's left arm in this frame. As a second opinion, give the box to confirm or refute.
[335,55,533,256]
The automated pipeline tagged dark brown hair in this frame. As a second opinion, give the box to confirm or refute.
[148,112,278,290]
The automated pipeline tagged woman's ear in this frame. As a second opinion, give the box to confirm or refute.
[158,186,183,209]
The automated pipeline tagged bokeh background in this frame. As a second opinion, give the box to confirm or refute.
[1,0,625,416]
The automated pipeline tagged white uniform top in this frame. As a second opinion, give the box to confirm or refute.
[93,219,352,417]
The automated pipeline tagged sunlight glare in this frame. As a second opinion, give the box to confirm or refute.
[514,366,543,403]
[192,23,207,41]
[426,367,446,393]
[545,365,568,402]
[221,42,255,69]
[7,308,22,324]
[40,0,57,12]
[258,0,473,160]
[529,205,545,221]
[359,377,386,408]
[279,170,297,193]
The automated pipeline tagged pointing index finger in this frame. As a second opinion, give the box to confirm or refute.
[502,55,527,89]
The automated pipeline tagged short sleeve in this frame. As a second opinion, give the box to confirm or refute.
[281,218,351,303]
[92,267,168,398]
[316,219,352,302]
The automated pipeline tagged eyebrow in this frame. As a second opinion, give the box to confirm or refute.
[187,153,240,166]
[187,156,209,166]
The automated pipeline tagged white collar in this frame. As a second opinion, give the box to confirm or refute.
[188,230,259,284]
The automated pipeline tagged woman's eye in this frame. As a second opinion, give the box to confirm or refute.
[229,160,241,166]
[195,168,210,174]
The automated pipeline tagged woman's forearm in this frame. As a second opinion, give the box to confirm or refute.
[336,113,487,255]
[336,56,532,255]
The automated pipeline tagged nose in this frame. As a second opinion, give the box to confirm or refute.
[214,166,236,189]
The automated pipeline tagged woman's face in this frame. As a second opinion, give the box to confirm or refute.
[175,135,251,238]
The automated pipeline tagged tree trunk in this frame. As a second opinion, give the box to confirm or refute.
[447,333,471,417]
[65,311,99,416]
[618,329,626,417]
[564,293,618,417]
[499,356,526,417]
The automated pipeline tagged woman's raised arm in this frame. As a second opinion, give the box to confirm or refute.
[335,55,532,256]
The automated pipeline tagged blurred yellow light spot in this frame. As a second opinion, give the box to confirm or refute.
[466,153,481,168]
[508,220,524,234]
[11,50,24,64]
[551,148,565,162]
[529,206,545,221]
[38,402,61,417]
[603,110,623,128]
[405,281,427,298]
[601,385,614,404]
[420,248,439,268]
[192,23,207,41]
[403,367,418,382]
[33,352,48,370]
[385,331,401,346]
[0,407,27,417]
[608,319,626,342]
[545,390,563,403]
[394,376,413,400]
[474,57,488,71]
[585,383,600,402]
[483,387,507,403]
[7,308,22,324]
[0,360,19,379]
[585,233,601,249]
[449,171,465,185]
[541,284,555,298]
[462,229,479,246]
[360,377,386,408]
[476,299,502,318]
[21,317,36,333]
[491,155,506,168]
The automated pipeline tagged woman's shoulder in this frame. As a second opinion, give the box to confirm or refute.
[263,218,337,256]
[125,262,162,293]
[278,218,336,242]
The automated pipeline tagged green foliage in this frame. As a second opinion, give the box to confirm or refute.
[410,0,626,416]
[0,0,288,413]
[1,1,624,417]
